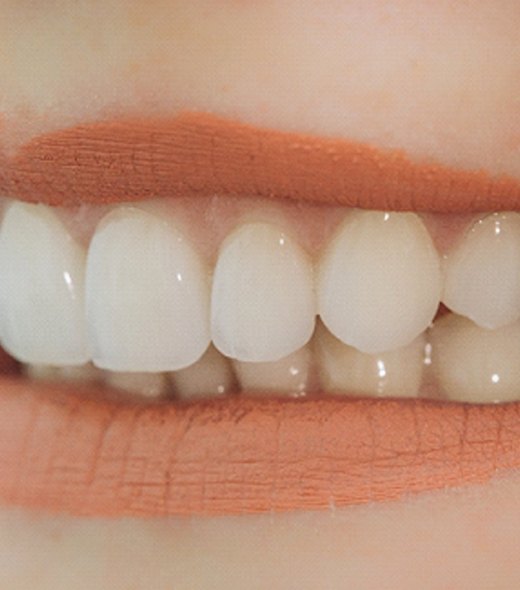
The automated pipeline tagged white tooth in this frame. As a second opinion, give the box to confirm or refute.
[431,313,520,403]
[86,206,210,372]
[315,322,425,397]
[442,213,520,329]
[0,202,88,365]
[170,344,236,400]
[318,210,441,353]
[211,222,315,362]
[233,345,311,397]
[24,362,102,384]
[104,371,168,398]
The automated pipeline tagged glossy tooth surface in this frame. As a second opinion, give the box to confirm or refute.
[211,222,315,362]
[442,213,520,329]
[233,345,311,397]
[431,313,520,403]
[0,202,88,365]
[170,345,236,400]
[104,371,168,398]
[86,207,210,372]
[318,210,441,353]
[315,322,425,397]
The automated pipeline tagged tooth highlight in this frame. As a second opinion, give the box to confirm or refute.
[170,344,236,400]
[211,222,315,362]
[442,213,520,329]
[318,210,441,353]
[315,322,425,397]
[0,202,89,365]
[431,313,520,403]
[233,345,312,397]
[86,207,211,372]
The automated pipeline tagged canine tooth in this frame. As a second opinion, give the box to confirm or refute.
[315,322,425,397]
[233,345,311,397]
[318,210,441,353]
[0,202,89,365]
[211,222,315,362]
[170,344,236,400]
[104,371,168,398]
[431,313,520,403]
[442,213,520,329]
[86,207,211,372]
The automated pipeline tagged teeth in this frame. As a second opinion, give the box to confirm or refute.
[170,344,236,400]
[233,345,312,397]
[23,362,102,384]
[442,213,520,329]
[315,322,425,397]
[318,210,441,353]
[431,313,520,403]
[86,206,211,372]
[7,197,520,405]
[0,202,89,365]
[104,371,169,398]
[211,222,315,362]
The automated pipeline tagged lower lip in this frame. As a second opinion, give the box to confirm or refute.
[0,374,518,517]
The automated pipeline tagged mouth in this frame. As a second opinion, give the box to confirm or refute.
[1,112,520,518]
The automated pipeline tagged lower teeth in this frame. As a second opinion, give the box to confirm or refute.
[18,314,520,405]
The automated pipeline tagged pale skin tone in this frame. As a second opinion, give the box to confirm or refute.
[1,1,520,588]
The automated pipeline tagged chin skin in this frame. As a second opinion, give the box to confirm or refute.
[2,474,520,589]
[1,1,520,589]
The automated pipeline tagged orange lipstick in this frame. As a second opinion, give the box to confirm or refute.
[1,112,519,212]
[0,377,517,518]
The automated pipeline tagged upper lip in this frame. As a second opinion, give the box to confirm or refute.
[1,112,520,518]
[1,111,520,212]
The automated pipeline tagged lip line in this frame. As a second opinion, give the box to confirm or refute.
[0,374,517,518]
[1,111,520,213]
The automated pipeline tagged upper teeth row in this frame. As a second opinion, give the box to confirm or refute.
[0,200,518,372]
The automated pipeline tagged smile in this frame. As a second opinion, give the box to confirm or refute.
[0,113,520,518]
[4,0,520,584]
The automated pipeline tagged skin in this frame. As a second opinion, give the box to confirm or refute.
[1,1,520,588]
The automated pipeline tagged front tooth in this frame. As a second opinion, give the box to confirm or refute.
[431,313,520,403]
[104,371,169,398]
[442,213,520,329]
[318,210,441,353]
[233,345,312,397]
[169,344,236,400]
[211,222,315,362]
[86,206,211,372]
[315,322,425,397]
[0,202,89,365]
